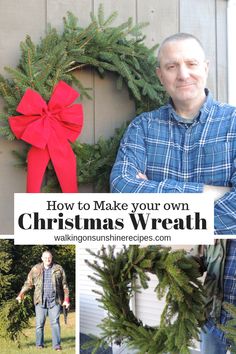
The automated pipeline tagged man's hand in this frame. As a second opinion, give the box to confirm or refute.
[62,301,70,325]
[136,172,148,180]
[16,294,24,303]
[204,185,231,201]
[62,300,70,309]
[136,172,231,201]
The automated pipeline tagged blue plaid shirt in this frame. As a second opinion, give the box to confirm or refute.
[110,90,236,234]
[206,239,236,344]
[43,266,56,308]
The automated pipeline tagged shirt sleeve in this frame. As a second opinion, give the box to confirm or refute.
[61,267,69,301]
[110,116,204,193]
[214,167,236,234]
[19,267,35,295]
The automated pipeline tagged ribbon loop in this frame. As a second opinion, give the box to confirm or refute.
[9,81,83,192]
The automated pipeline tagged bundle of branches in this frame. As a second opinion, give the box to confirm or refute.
[84,245,205,354]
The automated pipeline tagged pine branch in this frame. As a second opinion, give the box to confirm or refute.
[219,302,236,352]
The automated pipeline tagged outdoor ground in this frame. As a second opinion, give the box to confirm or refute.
[0,311,75,354]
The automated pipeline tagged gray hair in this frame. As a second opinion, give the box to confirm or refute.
[157,33,206,67]
[42,250,53,257]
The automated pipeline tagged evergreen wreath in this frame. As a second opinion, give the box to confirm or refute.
[0,4,167,192]
[84,245,205,354]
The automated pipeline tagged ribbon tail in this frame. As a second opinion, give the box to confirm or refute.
[27,147,50,192]
[48,139,78,193]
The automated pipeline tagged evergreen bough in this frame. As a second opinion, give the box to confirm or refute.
[0,240,34,346]
[84,245,205,354]
[220,302,236,353]
[0,4,167,192]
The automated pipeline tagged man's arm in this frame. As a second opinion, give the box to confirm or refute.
[110,118,204,193]
[16,267,35,302]
[61,268,70,308]
[203,185,231,201]
[138,173,231,200]
[214,167,236,234]
[110,115,236,234]
[137,173,233,233]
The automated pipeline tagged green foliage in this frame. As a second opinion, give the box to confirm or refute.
[0,295,33,345]
[0,241,75,344]
[32,123,127,192]
[0,240,15,302]
[220,302,236,353]
[75,123,127,191]
[84,245,205,354]
[0,4,167,192]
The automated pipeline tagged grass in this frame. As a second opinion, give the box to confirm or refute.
[0,311,76,354]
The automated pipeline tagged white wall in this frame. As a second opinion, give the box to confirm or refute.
[228,0,236,105]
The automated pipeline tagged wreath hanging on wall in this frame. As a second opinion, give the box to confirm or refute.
[85,245,205,354]
[0,4,167,192]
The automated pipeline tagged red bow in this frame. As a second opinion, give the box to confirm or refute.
[9,81,83,192]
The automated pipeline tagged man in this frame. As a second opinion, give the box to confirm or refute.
[191,240,235,354]
[16,250,70,351]
[110,32,236,235]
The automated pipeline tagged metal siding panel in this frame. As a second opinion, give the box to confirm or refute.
[0,0,46,73]
[46,0,92,29]
[94,72,136,141]
[216,0,228,102]
[0,139,26,234]
[137,0,179,50]
[94,0,136,26]
[0,0,46,234]
[93,0,136,141]
[179,0,217,97]
[73,69,95,145]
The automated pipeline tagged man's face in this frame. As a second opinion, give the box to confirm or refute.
[42,252,53,267]
[156,39,209,108]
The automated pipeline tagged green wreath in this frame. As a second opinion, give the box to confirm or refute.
[84,245,205,354]
[0,4,167,192]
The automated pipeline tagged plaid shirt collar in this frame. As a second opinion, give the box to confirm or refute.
[167,88,213,125]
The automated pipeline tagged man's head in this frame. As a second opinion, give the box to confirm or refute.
[41,250,53,268]
[156,33,209,113]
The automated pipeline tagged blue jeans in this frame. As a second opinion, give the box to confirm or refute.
[35,303,61,349]
[200,326,229,354]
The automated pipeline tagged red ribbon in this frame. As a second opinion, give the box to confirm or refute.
[9,81,83,192]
